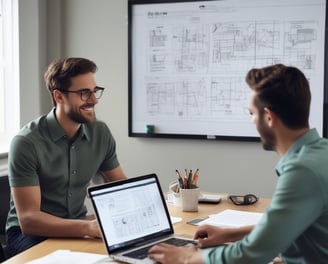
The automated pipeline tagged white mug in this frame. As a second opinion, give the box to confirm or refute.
[168,181,182,206]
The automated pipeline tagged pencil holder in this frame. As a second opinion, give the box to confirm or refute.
[180,187,200,212]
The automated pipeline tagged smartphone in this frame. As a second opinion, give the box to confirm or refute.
[198,194,222,204]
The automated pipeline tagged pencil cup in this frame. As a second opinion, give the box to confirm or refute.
[180,187,200,212]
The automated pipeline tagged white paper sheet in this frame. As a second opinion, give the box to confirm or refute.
[197,209,263,228]
[26,250,114,264]
[171,216,183,224]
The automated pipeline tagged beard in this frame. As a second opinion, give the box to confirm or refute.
[67,104,96,124]
[257,116,276,151]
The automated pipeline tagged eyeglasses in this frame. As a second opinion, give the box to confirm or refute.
[228,194,258,205]
[58,86,105,101]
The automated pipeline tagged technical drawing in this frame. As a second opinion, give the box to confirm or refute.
[171,24,210,73]
[113,205,159,237]
[146,76,249,121]
[130,1,325,137]
[283,21,317,69]
[146,78,208,118]
[210,76,250,119]
[144,19,318,121]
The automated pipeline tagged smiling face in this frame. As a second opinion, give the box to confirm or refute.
[61,72,98,124]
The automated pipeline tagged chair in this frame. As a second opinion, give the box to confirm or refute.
[0,175,10,261]
[0,243,5,262]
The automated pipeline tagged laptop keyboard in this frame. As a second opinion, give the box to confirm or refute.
[123,237,195,260]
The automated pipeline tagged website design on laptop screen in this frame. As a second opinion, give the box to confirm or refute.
[90,177,172,250]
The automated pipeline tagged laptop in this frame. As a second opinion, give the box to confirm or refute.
[88,173,196,264]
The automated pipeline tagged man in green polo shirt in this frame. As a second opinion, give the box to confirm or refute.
[6,57,127,257]
[148,64,328,263]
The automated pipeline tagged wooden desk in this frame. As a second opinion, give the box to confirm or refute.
[3,195,271,264]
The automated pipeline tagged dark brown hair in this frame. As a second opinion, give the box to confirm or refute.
[44,57,97,106]
[245,64,310,129]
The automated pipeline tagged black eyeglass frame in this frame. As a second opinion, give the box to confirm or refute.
[56,86,105,101]
[228,194,258,205]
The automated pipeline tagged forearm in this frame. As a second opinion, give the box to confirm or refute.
[196,225,254,248]
[225,225,253,242]
[102,166,127,182]
[18,211,98,238]
[185,251,204,264]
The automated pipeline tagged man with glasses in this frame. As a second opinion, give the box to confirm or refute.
[6,57,127,257]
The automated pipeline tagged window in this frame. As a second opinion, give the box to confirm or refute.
[0,0,19,154]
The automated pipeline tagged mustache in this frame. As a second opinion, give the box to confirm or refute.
[81,103,95,108]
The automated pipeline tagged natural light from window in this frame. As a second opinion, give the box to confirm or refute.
[0,0,19,154]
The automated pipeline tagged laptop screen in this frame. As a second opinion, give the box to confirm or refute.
[88,174,173,252]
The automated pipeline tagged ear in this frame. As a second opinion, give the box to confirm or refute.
[53,89,64,105]
[263,107,276,127]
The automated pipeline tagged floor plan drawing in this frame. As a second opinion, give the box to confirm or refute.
[131,0,325,137]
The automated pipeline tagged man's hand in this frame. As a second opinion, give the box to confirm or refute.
[194,224,253,248]
[194,224,228,248]
[148,243,202,264]
[85,219,102,238]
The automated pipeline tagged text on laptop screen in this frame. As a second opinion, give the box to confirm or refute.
[90,177,171,249]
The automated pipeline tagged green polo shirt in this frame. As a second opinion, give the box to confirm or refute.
[202,128,328,264]
[6,109,120,231]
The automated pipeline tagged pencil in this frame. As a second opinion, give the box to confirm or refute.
[192,168,199,186]
[176,169,184,189]
[183,169,188,189]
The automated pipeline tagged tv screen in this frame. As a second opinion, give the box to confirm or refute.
[128,0,327,141]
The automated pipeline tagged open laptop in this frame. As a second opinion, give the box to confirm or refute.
[88,173,196,264]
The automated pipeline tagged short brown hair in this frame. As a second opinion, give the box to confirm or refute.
[44,57,97,106]
[245,64,311,129]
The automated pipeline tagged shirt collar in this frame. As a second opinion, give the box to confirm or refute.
[46,108,90,142]
[275,128,320,176]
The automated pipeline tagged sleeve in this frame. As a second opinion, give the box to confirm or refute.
[202,164,323,264]
[98,123,120,171]
[8,135,40,187]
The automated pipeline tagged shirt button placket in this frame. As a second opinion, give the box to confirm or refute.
[68,144,77,215]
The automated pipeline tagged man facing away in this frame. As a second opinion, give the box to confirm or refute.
[148,64,328,264]
[6,57,126,257]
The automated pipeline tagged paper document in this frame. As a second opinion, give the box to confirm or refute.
[171,216,183,224]
[26,250,114,264]
[197,209,263,228]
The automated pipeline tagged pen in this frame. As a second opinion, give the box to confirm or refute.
[192,168,199,186]
[187,169,193,188]
[176,169,184,189]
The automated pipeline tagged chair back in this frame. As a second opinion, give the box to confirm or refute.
[0,243,5,262]
[0,175,10,245]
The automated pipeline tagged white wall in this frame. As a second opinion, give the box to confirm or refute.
[53,0,279,197]
[1,0,280,198]
[19,0,49,124]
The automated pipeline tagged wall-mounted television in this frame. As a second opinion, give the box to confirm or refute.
[128,0,327,141]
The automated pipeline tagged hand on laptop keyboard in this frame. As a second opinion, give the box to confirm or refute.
[124,237,196,260]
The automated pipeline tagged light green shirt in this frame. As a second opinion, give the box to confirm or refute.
[6,109,120,231]
[203,128,328,264]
